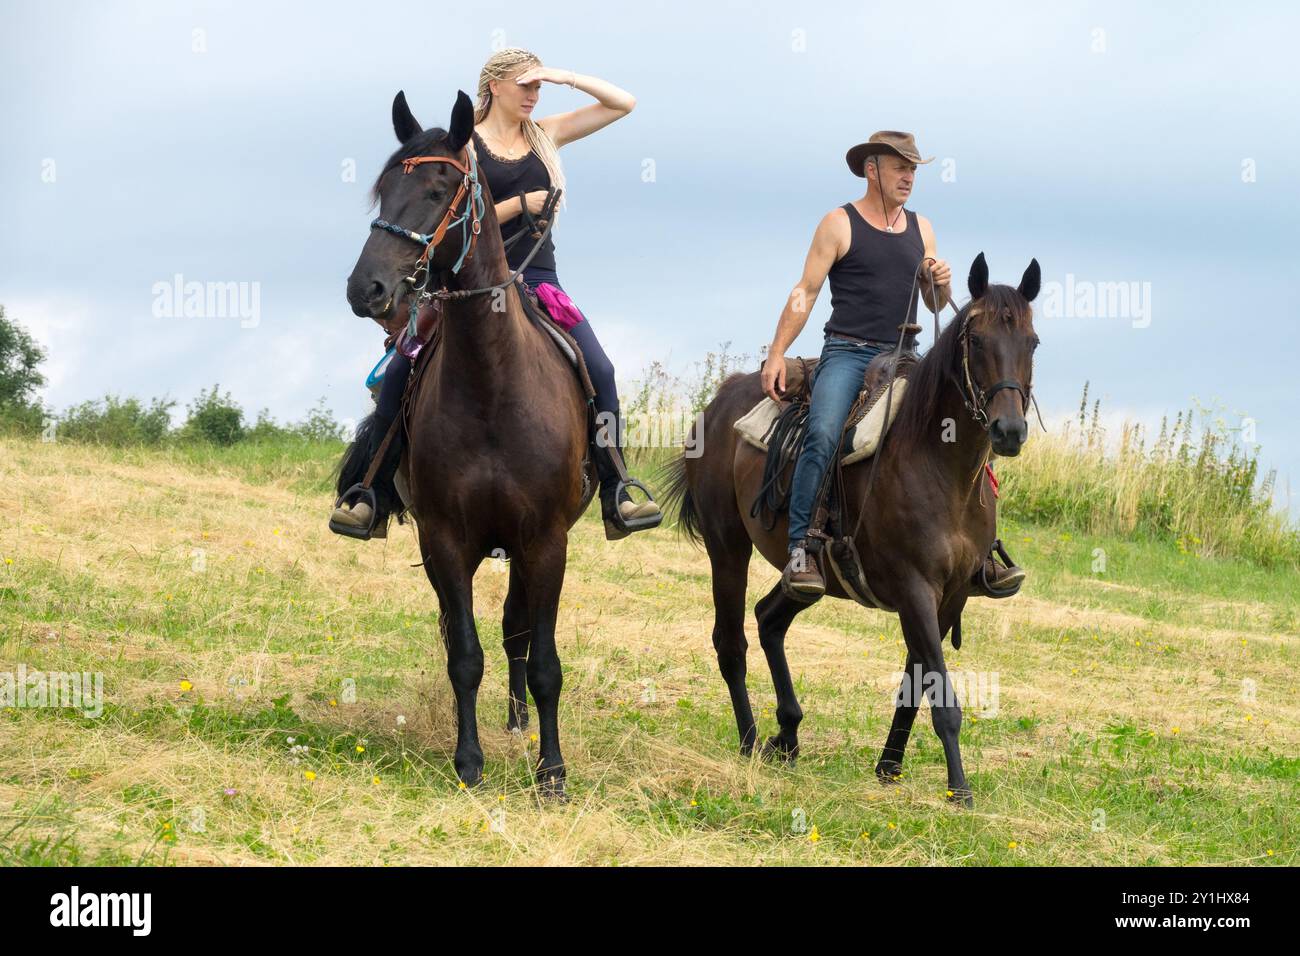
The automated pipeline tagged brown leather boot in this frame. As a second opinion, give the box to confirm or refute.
[782,543,825,599]
[968,540,1025,598]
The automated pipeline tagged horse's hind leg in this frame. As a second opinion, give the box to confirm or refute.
[704,533,756,754]
[877,651,919,783]
[502,562,530,733]
[754,583,808,762]
[515,528,570,797]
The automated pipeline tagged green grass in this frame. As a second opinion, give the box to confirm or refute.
[0,435,1295,866]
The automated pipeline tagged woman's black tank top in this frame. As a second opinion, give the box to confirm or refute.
[472,130,557,272]
[823,204,924,343]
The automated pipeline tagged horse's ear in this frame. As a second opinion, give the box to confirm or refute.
[446,90,475,152]
[968,252,989,301]
[1018,258,1041,303]
[392,90,421,144]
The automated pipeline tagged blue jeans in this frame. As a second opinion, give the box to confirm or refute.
[787,336,887,550]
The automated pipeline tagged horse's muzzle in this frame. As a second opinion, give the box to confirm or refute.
[989,416,1028,457]
[346,273,395,319]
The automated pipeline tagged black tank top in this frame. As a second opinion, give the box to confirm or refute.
[472,130,557,272]
[823,204,924,343]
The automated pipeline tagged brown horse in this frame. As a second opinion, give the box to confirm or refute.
[343,90,595,796]
[661,254,1040,805]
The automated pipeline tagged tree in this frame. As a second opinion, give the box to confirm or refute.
[0,305,46,409]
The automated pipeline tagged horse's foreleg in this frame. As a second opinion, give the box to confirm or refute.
[877,601,962,782]
[755,583,807,762]
[423,543,485,787]
[897,585,971,806]
[501,561,530,733]
[516,530,569,797]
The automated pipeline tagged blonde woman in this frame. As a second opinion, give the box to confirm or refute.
[334,49,659,541]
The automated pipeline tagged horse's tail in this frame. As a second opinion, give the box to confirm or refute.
[656,451,703,546]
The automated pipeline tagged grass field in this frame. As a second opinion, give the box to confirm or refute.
[1,436,1296,866]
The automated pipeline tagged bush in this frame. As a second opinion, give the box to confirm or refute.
[180,385,245,446]
[997,383,1300,568]
[245,408,295,444]
[57,396,175,445]
[291,397,348,443]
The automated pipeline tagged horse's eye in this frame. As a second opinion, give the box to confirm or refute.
[1030,335,1041,349]
[969,334,983,351]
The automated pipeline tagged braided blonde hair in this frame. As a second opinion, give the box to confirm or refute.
[474,48,567,206]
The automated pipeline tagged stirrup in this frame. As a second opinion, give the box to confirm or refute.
[604,478,662,536]
[976,538,1024,599]
[329,484,379,540]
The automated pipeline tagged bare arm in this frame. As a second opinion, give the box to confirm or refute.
[523,68,635,148]
[917,215,953,313]
[494,195,524,224]
[762,211,847,401]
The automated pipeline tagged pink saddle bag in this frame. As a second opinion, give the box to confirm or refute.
[533,282,585,331]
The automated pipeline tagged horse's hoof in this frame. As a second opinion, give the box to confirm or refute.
[946,787,974,808]
[506,714,529,734]
[875,760,904,784]
[760,735,799,764]
[456,767,484,789]
[536,769,567,802]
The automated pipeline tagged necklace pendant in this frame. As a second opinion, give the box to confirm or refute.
[886,226,894,233]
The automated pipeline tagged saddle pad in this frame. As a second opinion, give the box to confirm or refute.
[734,378,908,466]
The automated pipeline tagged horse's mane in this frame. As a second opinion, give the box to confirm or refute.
[890,283,1026,452]
[368,127,451,208]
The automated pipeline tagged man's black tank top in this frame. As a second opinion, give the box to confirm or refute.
[823,203,924,343]
[472,130,557,272]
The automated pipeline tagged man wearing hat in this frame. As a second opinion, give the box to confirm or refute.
[763,131,1021,598]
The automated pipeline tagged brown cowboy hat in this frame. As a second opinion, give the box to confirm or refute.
[845,131,934,177]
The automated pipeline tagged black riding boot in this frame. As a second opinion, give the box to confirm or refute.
[591,435,661,541]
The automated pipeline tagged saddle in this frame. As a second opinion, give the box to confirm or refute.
[744,347,919,531]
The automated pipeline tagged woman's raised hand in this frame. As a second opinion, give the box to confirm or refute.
[515,66,571,87]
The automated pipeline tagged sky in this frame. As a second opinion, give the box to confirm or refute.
[3,0,1298,515]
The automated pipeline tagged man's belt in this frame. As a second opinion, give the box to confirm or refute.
[825,330,898,348]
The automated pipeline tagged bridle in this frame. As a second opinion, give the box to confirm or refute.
[955,304,1037,430]
[370,148,485,332]
[372,151,485,278]
[368,144,559,336]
